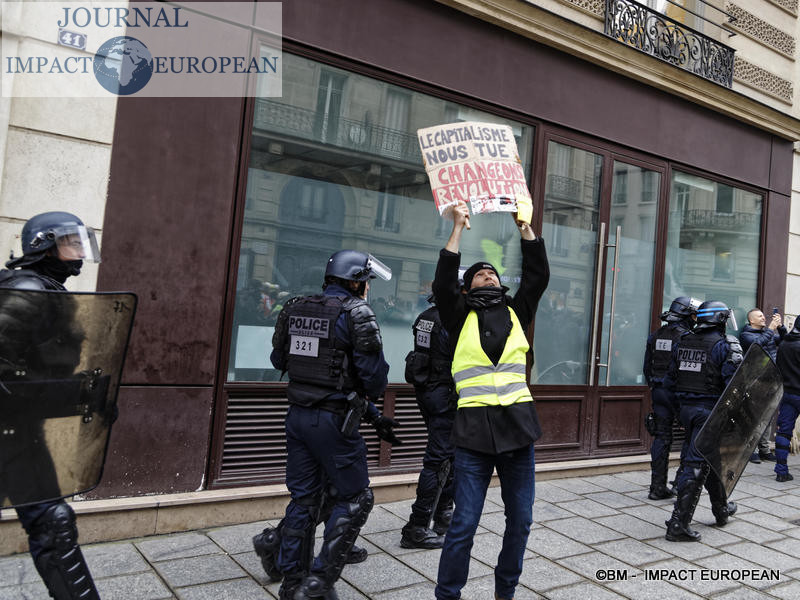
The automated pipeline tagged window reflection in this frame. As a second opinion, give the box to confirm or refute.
[228,52,533,382]
[665,171,761,331]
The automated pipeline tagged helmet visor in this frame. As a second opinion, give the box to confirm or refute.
[53,225,101,263]
[366,254,391,281]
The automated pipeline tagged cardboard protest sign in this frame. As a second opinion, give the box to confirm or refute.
[417,121,533,224]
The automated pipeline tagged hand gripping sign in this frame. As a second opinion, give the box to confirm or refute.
[417,121,533,224]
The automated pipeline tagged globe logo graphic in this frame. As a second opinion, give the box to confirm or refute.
[93,36,153,96]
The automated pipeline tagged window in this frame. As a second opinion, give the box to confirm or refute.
[713,246,734,281]
[613,169,628,204]
[227,52,534,382]
[716,185,734,214]
[641,171,658,203]
[665,170,761,330]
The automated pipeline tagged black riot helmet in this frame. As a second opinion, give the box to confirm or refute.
[324,250,392,283]
[6,211,100,269]
[661,296,701,323]
[695,300,730,330]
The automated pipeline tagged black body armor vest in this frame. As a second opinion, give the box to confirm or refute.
[674,329,725,395]
[650,322,689,380]
[404,306,453,387]
[278,295,356,407]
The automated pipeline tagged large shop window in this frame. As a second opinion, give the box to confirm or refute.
[665,171,762,328]
[227,53,533,383]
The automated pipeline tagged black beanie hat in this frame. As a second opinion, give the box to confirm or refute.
[463,261,499,289]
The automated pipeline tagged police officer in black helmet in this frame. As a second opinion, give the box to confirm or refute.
[0,211,102,599]
[401,292,457,549]
[643,296,700,500]
[664,300,742,542]
[268,249,401,600]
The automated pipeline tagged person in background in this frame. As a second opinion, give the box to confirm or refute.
[741,307,787,463]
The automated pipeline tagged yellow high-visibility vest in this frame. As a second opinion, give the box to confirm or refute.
[452,308,533,409]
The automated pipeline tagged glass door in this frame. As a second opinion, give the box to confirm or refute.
[596,162,659,386]
[533,142,660,388]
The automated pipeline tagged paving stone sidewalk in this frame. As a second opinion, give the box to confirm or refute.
[4,458,800,599]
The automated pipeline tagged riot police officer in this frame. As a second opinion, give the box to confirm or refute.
[268,249,401,600]
[643,296,699,500]
[0,211,102,599]
[664,300,741,542]
[401,297,456,549]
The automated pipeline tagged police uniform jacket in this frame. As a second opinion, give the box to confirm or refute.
[269,283,389,419]
[432,238,549,454]
[665,328,741,404]
[777,329,800,396]
[643,320,693,387]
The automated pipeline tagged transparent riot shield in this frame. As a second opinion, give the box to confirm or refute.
[0,289,136,508]
[695,344,784,497]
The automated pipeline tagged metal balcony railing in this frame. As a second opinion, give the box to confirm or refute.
[253,99,422,164]
[605,0,735,88]
[546,174,583,202]
[680,209,759,231]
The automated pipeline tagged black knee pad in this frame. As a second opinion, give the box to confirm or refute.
[31,503,78,553]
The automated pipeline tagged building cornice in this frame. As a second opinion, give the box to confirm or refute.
[435,0,800,141]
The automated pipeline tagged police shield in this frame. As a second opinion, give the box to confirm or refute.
[0,289,136,508]
[695,344,783,497]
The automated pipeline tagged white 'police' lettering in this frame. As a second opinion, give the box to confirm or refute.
[655,339,672,351]
[416,331,431,348]
[288,316,330,338]
[677,348,706,363]
[289,335,319,357]
[416,319,435,333]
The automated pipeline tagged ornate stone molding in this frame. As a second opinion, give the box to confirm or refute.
[433,0,800,140]
[767,0,798,16]
[726,2,796,57]
[558,0,604,18]
[733,56,793,104]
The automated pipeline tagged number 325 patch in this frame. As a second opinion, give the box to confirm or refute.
[290,335,319,357]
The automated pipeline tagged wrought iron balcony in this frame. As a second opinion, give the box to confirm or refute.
[253,99,422,164]
[680,209,759,232]
[546,174,583,202]
[605,0,735,88]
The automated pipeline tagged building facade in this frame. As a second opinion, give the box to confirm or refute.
[1,0,799,501]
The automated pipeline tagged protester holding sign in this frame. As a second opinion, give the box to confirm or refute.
[432,203,549,600]
[417,121,533,225]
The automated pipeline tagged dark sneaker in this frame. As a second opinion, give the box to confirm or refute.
[400,524,444,549]
[777,473,794,482]
[759,451,777,462]
[749,452,761,464]
[648,485,675,500]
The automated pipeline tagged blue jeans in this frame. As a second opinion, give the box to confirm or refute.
[435,445,535,600]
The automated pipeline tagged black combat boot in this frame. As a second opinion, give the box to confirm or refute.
[294,489,374,599]
[400,523,444,549]
[432,506,453,536]
[649,440,675,500]
[665,467,705,542]
[29,503,100,600]
[704,468,736,526]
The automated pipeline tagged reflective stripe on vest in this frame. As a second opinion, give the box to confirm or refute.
[452,307,533,408]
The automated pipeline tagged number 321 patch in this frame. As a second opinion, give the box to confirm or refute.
[290,335,319,357]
